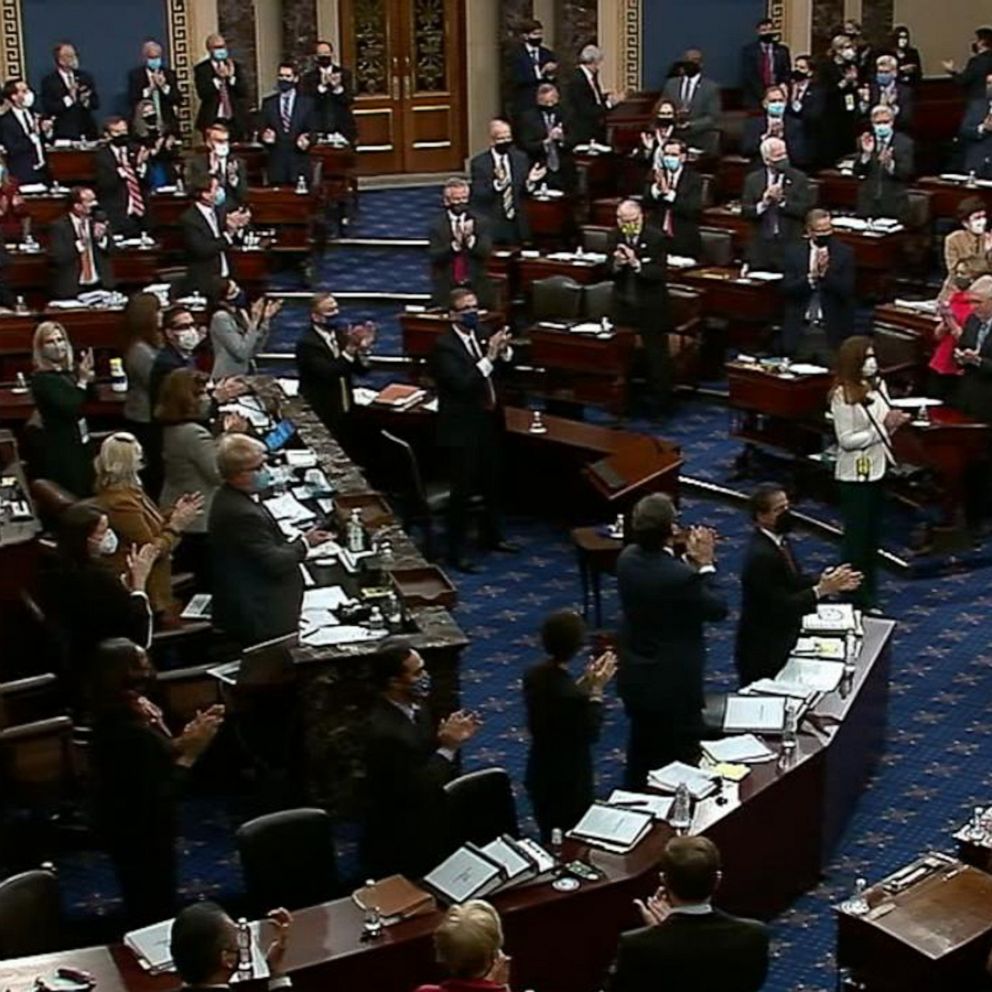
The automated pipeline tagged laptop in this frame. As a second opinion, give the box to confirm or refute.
[208,633,299,687]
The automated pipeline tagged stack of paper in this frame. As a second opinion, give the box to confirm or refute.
[802,603,858,633]
[888,396,943,409]
[568,802,654,853]
[722,695,786,733]
[741,677,815,701]
[299,624,381,647]
[832,216,869,231]
[788,362,830,376]
[701,735,775,764]
[792,636,847,659]
[893,298,939,314]
[284,448,319,470]
[569,321,603,334]
[276,377,300,397]
[668,255,698,268]
[606,789,674,821]
[648,761,718,800]
[778,657,845,693]
[352,387,379,407]
[747,271,784,282]
[262,492,315,525]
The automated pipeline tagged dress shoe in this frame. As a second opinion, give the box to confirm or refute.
[487,540,520,554]
[449,557,480,574]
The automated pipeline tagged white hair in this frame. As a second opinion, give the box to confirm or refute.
[579,45,602,65]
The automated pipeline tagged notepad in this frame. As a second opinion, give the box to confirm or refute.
[180,593,212,621]
[262,492,315,524]
[723,696,786,733]
[423,846,506,905]
[568,802,654,852]
[741,677,814,701]
[299,624,380,646]
[606,789,674,821]
[778,657,846,693]
[701,735,775,764]
[792,636,847,660]
[480,836,540,888]
[647,761,718,800]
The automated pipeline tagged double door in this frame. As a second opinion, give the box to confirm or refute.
[340,0,466,174]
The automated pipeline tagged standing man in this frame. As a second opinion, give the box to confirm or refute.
[363,639,481,878]
[49,187,114,300]
[259,62,315,186]
[736,484,861,687]
[518,83,576,193]
[608,199,671,417]
[960,70,992,179]
[741,137,813,271]
[661,50,722,158]
[564,45,625,146]
[854,105,914,223]
[740,85,808,166]
[943,26,992,101]
[194,34,247,138]
[509,19,557,120]
[41,42,99,140]
[181,177,250,296]
[469,119,545,245]
[0,78,49,184]
[740,17,792,108]
[431,288,515,573]
[185,122,248,209]
[95,116,150,237]
[860,54,914,131]
[787,55,825,167]
[643,138,703,260]
[127,40,182,134]
[428,178,494,309]
[617,494,727,789]
[300,39,357,141]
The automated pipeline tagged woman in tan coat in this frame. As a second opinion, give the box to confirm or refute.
[939,196,992,301]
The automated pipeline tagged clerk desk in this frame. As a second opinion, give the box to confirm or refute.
[0,618,894,992]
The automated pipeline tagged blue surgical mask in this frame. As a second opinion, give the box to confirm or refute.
[410,671,432,700]
[662,155,681,172]
[458,310,480,332]
[873,123,893,141]
[211,48,229,62]
[214,185,227,208]
[147,57,163,71]
[767,101,786,117]
[876,72,895,86]
[251,466,274,491]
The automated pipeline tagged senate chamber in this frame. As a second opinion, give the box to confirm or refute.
[2,1,992,990]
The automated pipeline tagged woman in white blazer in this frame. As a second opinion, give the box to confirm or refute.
[829,335,910,610]
[208,278,282,378]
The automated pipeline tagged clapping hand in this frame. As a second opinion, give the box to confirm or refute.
[883,408,911,432]
[124,542,159,592]
[817,563,863,596]
[263,298,283,321]
[528,162,548,184]
[437,709,482,750]
[767,117,783,138]
[304,527,333,547]
[685,525,717,567]
[941,59,956,74]
[549,124,564,142]
[176,704,225,764]
[296,133,311,151]
[577,649,618,696]
[653,168,669,194]
[93,219,108,242]
[77,347,95,383]
[878,145,894,169]
[170,492,205,531]
[222,411,249,433]
[634,884,672,928]
[250,297,266,325]
[486,327,512,361]
[484,950,511,987]
[213,375,247,402]
[263,908,293,974]
[216,59,233,79]
[641,130,655,150]
[261,127,276,145]
[859,131,875,156]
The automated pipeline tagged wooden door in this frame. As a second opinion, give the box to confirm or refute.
[340,0,466,175]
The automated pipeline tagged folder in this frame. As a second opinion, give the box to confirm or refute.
[352,875,435,924]
[568,802,654,853]
[422,845,507,905]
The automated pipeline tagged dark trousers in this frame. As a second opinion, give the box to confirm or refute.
[622,703,700,790]
[108,827,176,928]
[926,370,961,406]
[617,301,672,414]
[839,479,883,609]
[444,420,504,560]
[127,419,163,501]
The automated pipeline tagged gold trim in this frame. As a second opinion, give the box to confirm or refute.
[412,140,451,148]
[165,0,194,141]
[621,0,641,92]
[0,0,25,81]
[411,104,450,112]
[354,108,394,117]
[768,0,785,35]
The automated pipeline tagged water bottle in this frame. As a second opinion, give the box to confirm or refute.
[841,877,870,916]
[384,591,403,629]
[361,880,383,939]
[669,783,692,835]
[601,315,613,333]
[843,630,857,683]
[378,537,394,565]
[917,403,930,426]
[611,513,624,539]
[109,357,128,393]
[15,295,27,314]
[967,169,978,188]
[550,827,564,873]
[13,370,27,392]
[236,918,253,982]
[781,698,798,754]
[175,175,185,196]
[347,508,364,553]
[295,174,309,195]
[969,805,987,842]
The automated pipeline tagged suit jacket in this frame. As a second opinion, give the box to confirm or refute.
[49,214,115,300]
[951,49,992,102]
[260,90,315,185]
[127,65,182,129]
[180,203,233,296]
[606,224,669,319]
[956,313,992,423]
[853,132,914,222]
[741,164,814,269]
[193,58,248,135]
[960,98,992,178]
[0,109,49,184]
[608,909,770,992]
[616,545,728,720]
[740,114,808,166]
[207,483,306,645]
[40,68,99,140]
[362,696,456,877]
[563,66,610,145]
[660,76,722,157]
[781,238,856,351]
[517,104,576,191]
[427,209,494,309]
[300,65,357,140]
[295,323,363,434]
[940,228,992,300]
[161,421,221,535]
[469,147,532,244]
[863,81,914,129]
[510,42,557,114]
[735,529,817,687]
[150,344,195,415]
[643,166,703,260]
[29,370,94,496]
[818,60,860,162]
[210,305,268,378]
[740,40,792,106]
[184,150,248,208]
[94,144,149,233]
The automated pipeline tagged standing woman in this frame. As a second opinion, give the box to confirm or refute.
[818,35,861,166]
[208,277,281,379]
[890,25,923,88]
[830,336,909,610]
[522,610,616,841]
[122,291,164,496]
[29,320,96,496]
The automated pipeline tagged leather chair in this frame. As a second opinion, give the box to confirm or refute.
[28,479,76,528]
[808,178,821,207]
[236,808,339,915]
[583,281,615,321]
[699,173,715,209]
[579,225,612,255]
[443,767,519,848]
[699,227,735,266]
[0,866,61,958]
[905,189,932,231]
[532,275,584,322]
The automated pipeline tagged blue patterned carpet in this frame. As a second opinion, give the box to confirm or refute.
[42,189,992,992]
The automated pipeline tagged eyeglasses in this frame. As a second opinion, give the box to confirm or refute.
[172,321,196,330]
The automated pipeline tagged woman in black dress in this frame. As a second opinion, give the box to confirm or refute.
[522,610,616,841]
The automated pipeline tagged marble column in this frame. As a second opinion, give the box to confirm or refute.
[555,0,597,78]
[500,0,534,118]
[860,0,894,48]
[811,0,844,63]
[218,0,259,110]
[283,0,318,64]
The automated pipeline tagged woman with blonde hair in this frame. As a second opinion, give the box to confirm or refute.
[92,431,203,621]
[414,900,512,992]
[29,320,96,495]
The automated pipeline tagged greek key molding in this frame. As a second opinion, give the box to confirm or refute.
[0,0,25,80]
[620,0,640,92]
[768,0,785,35]
[166,0,194,140]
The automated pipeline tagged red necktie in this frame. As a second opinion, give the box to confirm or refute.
[762,46,774,86]
[218,75,232,120]
[779,538,798,575]
[119,149,145,217]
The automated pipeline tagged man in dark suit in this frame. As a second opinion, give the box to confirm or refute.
[860,54,914,131]
[427,178,494,309]
[94,116,150,237]
[781,208,856,358]
[208,434,330,646]
[169,901,293,991]
[741,137,814,271]
[363,639,480,878]
[431,288,515,572]
[661,51,722,158]
[194,33,248,138]
[643,138,703,260]
[563,44,624,146]
[944,26,992,101]
[517,83,576,192]
[295,292,372,443]
[736,483,862,687]
[150,306,203,411]
[469,119,545,245]
[740,17,791,108]
[127,40,182,133]
[854,105,914,222]
[608,836,770,992]
[959,71,992,179]
[184,122,249,209]
[616,494,727,789]
[509,19,557,119]
[787,56,826,167]
[259,63,315,186]
[0,78,50,184]
[180,176,250,296]
[609,199,672,415]
[740,84,808,166]
[49,186,114,300]
[300,39,357,141]
[40,42,99,140]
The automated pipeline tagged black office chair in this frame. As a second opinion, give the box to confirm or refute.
[236,808,339,915]
[583,281,615,321]
[580,225,612,255]
[443,767,519,848]
[699,227,735,266]
[0,865,61,958]
[532,274,584,321]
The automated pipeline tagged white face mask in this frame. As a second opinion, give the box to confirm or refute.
[175,328,200,353]
[214,141,230,157]
[969,216,987,235]
[862,356,878,379]
[97,528,119,556]
[21,89,35,109]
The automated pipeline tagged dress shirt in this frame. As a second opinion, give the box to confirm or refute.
[448,210,476,249]
[491,147,512,179]
[196,201,230,276]
[72,214,100,285]
[655,166,682,202]
[791,80,808,111]
[317,66,345,94]
[279,89,296,128]
[581,64,605,106]
[454,324,494,377]
[755,169,783,218]
[59,68,77,106]
[667,901,714,916]
[679,75,700,106]
[526,44,542,79]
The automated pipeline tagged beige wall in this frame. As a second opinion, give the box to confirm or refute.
[255,0,284,98]
[317,0,340,51]
[466,0,500,164]
[782,0,812,56]
[894,0,989,75]
[534,0,556,48]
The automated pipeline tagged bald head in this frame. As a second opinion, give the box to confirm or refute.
[616,199,643,226]
[488,119,512,150]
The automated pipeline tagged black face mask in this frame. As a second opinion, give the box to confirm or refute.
[317,55,333,67]
[683,62,701,78]
[448,203,467,216]
[792,69,809,81]
[656,115,675,127]
[759,33,776,44]
[528,36,543,47]
[812,234,832,247]
[493,139,513,156]
[773,510,794,535]
[110,133,129,147]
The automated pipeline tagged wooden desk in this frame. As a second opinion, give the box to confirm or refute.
[873,302,939,343]
[716,154,750,199]
[814,169,860,210]
[0,382,124,423]
[517,253,608,294]
[18,193,70,232]
[571,524,622,626]
[525,194,576,246]
[678,265,783,349]
[836,858,992,992]
[47,146,99,183]
[398,310,505,359]
[574,150,621,201]
[0,618,894,992]
[916,177,992,221]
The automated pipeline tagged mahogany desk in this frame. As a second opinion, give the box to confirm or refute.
[678,265,783,349]
[574,149,621,201]
[814,169,860,210]
[0,382,124,424]
[873,302,939,347]
[524,194,576,247]
[398,309,505,359]
[916,177,992,221]
[0,618,894,992]
[47,146,99,184]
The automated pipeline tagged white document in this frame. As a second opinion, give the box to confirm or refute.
[285,448,319,470]
[180,593,212,621]
[723,695,786,733]
[352,387,378,407]
[788,363,830,376]
[778,657,845,693]
[747,271,784,282]
[741,677,813,700]
[424,846,504,904]
[701,735,775,764]
[888,396,943,409]
[569,321,603,334]
[569,802,653,849]
[480,836,534,884]
[299,624,380,646]
[220,402,270,428]
[647,761,718,800]
[302,586,350,612]
[124,917,174,972]
[262,492,315,524]
[276,377,300,397]
[802,603,857,632]
[667,255,697,268]
[607,789,674,820]
[792,636,847,660]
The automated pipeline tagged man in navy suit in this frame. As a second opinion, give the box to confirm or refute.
[741,84,808,167]
[740,18,791,108]
[616,493,727,789]
[40,41,99,140]
[509,19,557,119]
[260,62,315,186]
[0,78,49,184]
[959,70,992,178]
